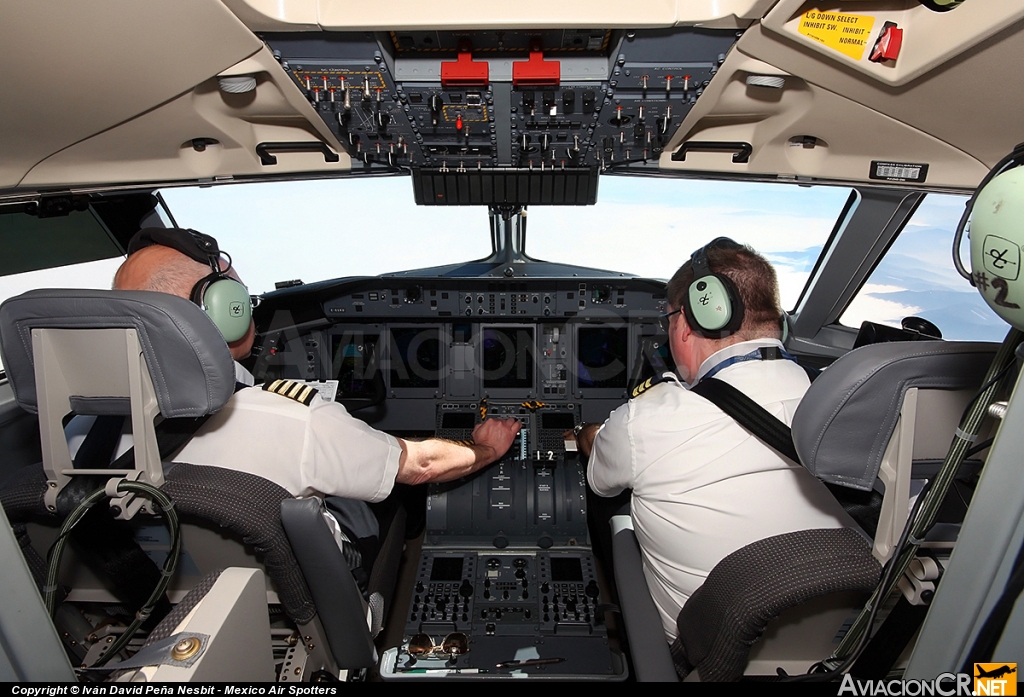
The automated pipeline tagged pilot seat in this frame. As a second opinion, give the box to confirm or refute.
[0,289,406,680]
[611,338,999,681]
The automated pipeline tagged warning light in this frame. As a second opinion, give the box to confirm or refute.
[456,114,464,131]
[870,22,903,63]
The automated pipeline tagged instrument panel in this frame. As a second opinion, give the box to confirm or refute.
[251,277,674,429]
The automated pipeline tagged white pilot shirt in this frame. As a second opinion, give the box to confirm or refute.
[66,364,403,503]
[588,338,856,642]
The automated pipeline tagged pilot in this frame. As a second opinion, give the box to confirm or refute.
[570,237,855,642]
[72,227,521,504]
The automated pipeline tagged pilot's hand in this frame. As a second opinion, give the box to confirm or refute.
[472,417,521,464]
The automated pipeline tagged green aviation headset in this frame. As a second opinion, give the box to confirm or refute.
[954,142,1024,332]
[127,227,253,343]
[684,237,745,339]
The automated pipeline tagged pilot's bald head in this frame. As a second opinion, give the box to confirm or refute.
[114,243,254,359]
[113,244,213,297]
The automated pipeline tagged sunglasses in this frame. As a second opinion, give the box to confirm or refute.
[659,308,682,333]
[406,632,470,658]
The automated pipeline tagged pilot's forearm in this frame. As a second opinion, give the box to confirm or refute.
[575,423,602,457]
[395,438,500,486]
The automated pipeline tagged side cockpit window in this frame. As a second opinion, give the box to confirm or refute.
[840,193,1006,342]
[0,205,126,372]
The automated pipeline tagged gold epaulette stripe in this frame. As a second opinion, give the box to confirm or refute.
[263,379,319,406]
[631,377,654,398]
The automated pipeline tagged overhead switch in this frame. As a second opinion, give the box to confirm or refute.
[562,90,575,113]
[870,22,903,63]
[429,94,442,126]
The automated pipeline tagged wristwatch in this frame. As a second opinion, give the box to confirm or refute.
[573,422,587,437]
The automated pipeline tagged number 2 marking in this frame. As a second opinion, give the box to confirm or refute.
[993,278,1020,309]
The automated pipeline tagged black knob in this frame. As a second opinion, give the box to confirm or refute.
[585,580,599,599]
[515,568,526,580]
[520,133,531,149]
[541,582,550,594]
[460,579,474,598]
[375,110,389,131]
[540,133,551,151]
[415,581,424,593]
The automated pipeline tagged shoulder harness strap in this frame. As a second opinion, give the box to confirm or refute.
[689,377,800,463]
[263,379,320,406]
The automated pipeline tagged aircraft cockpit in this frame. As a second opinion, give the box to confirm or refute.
[3,0,1024,685]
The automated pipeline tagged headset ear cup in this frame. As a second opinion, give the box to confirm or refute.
[684,273,744,338]
[200,278,251,343]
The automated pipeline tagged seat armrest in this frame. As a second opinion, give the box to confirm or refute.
[610,515,678,682]
[280,498,375,670]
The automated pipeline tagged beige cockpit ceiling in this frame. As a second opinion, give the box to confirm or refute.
[2,0,1022,194]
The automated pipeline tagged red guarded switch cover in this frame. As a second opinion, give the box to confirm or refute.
[441,51,489,87]
[512,50,560,87]
[870,22,903,63]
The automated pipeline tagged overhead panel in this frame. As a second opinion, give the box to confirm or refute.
[262,28,738,202]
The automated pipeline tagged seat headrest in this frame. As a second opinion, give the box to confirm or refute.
[792,341,998,491]
[0,289,236,418]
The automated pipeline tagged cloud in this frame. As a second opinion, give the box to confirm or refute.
[162,178,851,305]
[842,293,922,329]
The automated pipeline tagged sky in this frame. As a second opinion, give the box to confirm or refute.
[0,176,1007,357]
[156,176,849,307]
